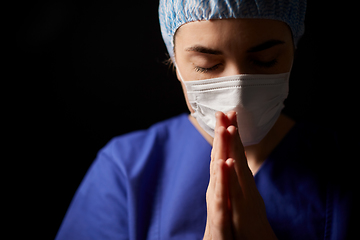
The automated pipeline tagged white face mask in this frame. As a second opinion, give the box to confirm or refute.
[178,70,290,146]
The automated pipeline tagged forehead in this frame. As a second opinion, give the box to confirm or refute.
[175,18,293,51]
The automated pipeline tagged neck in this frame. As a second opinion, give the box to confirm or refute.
[244,114,295,175]
[188,114,295,175]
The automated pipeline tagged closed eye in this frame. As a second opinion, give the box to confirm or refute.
[251,59,278,68]
[194,64,221,73]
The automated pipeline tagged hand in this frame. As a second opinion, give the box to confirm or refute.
[203,111,277,240]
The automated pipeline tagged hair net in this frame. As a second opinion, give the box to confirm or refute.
[159,0,307,61]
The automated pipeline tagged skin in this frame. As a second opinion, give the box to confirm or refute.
[174,19,296,239]
[175,18,295,174]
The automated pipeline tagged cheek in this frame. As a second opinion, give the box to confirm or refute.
[282,47,295,71]
[174,47,190,80]
[266,48,294,74]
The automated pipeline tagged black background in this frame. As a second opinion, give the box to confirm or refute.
[12,1,358,239]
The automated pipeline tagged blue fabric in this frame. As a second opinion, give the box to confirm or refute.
[56,114,352,240]
[159,0,307,61]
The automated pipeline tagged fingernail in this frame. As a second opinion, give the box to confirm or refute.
[225,158,235,167]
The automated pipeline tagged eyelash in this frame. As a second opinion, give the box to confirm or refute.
[194,64,221,73]
[194,59,278,73]
[251,59,278,68]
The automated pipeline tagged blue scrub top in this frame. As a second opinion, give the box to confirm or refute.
[55,114,353,240]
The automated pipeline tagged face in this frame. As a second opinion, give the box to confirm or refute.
[174,19,294,82]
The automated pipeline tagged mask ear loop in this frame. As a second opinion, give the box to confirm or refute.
[176,64,198,114]
[176,65,186,84]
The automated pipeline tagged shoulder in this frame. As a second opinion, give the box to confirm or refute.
[103,113,189,152]
[55,114,193,239]
[283,119,355,217]
[97,113,191,171]
[262,119,349,202]
[258,120,355,239]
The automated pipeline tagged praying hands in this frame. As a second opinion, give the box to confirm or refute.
[203,111,278,240]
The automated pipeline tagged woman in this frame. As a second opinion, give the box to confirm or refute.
[56,0,352,239]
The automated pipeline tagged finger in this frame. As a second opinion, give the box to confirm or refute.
[215,111,229,129]
[225,158,272,240]
[214,160,228,211]
[208,152,216,199]
[225,158,243,199]
[225,158,243,239]
[208,142,219,209]
[227,125,246,163]
[211,112,229,163]
[226,111,238,128]
[214,126,229,163]
[205,164,215,240]
[227,125,256,192]
[225,113,244,170]
[203,221,210,240]
[225,112,251,186]
[210,159,233,239]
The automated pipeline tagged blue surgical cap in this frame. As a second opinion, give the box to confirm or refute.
[159,0,307,61]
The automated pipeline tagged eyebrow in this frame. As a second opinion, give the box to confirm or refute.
[185,45,223,55]
[185,39,285,55]
[247,39,285,53]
